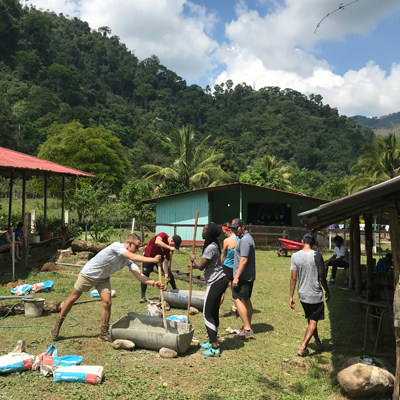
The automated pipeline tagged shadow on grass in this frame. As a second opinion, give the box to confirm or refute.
[55,334,99,341]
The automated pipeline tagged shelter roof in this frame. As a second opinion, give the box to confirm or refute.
[298,175,400,230]
[140,182,327,204]
[0,147,95,178]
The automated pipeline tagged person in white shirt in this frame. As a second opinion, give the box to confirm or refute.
[51,233,163,342]
[324,235,349,285]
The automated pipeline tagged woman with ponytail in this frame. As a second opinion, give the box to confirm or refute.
[188,222,228,357]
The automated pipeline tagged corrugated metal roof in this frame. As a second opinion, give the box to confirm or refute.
[0,146,95,178]
[297,175,400,230]
[140,182,327,204]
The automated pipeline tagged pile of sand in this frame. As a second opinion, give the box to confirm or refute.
[3,279,27,288]
[41,262,60,272]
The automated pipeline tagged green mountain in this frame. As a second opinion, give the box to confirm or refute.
[0,0,374,197]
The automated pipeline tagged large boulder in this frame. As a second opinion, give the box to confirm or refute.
[338,363,394,397]
[159,347,178,358]
[71,240,107,255]
[112,340,135,351]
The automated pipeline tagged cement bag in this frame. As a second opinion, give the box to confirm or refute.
[54,365,104,384]
[31,280,54,293]
[167,315,187,323]
[0,353,34,373]
[33,345,83,377]
[147,300,162,318]
[11,284,31,295]
[91,289,116,298]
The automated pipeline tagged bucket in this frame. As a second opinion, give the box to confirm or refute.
[23,298,45,318]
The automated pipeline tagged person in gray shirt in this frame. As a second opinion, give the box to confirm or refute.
[289,233,330,356]
[51,233,163,342]
[230,218,256,340]
[189,222,228,357]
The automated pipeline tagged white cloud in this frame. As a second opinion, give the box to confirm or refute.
[213,0,400,116]
[79,0,218,79]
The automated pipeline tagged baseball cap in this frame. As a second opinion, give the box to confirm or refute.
[229,218,245,229]
[172,235,182,250]
[302,233,315,244]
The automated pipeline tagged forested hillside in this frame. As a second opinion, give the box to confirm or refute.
[0,0,374,201]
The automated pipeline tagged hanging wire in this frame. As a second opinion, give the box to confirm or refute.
[315,0,361,34]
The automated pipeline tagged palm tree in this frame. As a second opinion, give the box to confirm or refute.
[258,155,294,191]
[141,125,228,190]
[348,134,400,193]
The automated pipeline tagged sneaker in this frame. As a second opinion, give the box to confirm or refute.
[314,341,323,351]
[328,280,335,285]
[200,341,213,349]
[139,297,147,303]
[234,329,254,339]
[298,347,309,357]
[203,347,221,357]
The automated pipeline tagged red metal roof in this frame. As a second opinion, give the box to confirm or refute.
[0,147,95,178]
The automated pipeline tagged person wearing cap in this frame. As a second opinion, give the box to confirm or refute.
[324,235,349,285]
[230,218,256,340]
[221,222,239,317]
[289,233,330,356]
[140,232,182,302]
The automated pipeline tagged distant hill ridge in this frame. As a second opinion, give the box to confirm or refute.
[353,112,400,130]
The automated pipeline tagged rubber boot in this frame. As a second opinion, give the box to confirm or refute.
[98,324,111,342]
[51,316,65,339]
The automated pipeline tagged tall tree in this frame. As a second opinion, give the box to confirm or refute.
[141,125,228,190]
[348,134,400,193]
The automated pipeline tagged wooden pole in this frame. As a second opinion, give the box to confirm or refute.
[365,214,374,289]
[44,173,48,226]
[349,216,357,289]
[61,176,65,226]
[22,171,26,223]
[388,207,400,400]
[8,171,13,226]
[186,211,199,327]
[354,216,362,296]
[23,212,30,269]
[158,263,168,331]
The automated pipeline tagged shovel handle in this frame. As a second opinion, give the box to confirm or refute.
[158,263,168,331]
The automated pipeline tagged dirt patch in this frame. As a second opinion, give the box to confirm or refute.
[40,262,60,272]
[3,279,27,288]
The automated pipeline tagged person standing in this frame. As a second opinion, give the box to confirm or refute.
[230,218,256,340]
[289,233,330,356]
[221,223,239,317]
[324,235,349,285]
[51,233,163,342]
[189,222,228,357]
[140,233,182,303]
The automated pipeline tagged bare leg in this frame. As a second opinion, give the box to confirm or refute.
[99,291,112,325]
[236,298,251,330]
[301,319,318,349]
[59,288,83,318]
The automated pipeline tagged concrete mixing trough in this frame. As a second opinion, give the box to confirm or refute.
[163,290,205,311]
[110,312,195,354]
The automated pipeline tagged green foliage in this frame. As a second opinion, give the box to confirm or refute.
[119,178,155,222]
[66,222,82,241]
[38,121,129,188]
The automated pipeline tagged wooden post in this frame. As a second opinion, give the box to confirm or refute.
[354,216,362,295]
[388,207,400,400]
[44,173,48,226]
[8,171,13,226]
[61,176,65,226]
[349,216,357,289]
[364,214,374,289]
[22,171,26,223]
[23,212,30,269]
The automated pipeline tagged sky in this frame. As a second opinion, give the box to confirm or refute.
[24,0,400,117]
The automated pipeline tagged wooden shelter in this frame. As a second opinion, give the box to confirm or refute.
[298,176,400,399]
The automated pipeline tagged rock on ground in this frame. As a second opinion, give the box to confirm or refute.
[112,340,135,351]
[338,363,394,398]
[71,240,107,254]
[159,347,178,358]
[189,307,199,315]
[77,251,94,261]
[56,249,73,262]
[76,260,86,266]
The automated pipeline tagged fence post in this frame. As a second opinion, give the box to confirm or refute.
[85,222,87,241]
[140,224,145,243]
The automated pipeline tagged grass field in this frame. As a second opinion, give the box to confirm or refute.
[0,250,393,400]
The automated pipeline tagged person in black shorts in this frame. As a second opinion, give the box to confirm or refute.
[289,233,330,356]
[230,218,256,340]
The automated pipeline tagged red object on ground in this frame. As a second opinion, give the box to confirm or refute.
[278,238,302,250]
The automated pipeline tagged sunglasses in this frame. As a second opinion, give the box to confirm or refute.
[130,242,140,249]
[231,227,239,231]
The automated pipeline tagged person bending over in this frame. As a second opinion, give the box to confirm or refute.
[51,234,163,342]
[140,232,181,302]
[290,233,330,356]
[189,223,228,357]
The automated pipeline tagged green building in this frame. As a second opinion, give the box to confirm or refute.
[140,183,326,241]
